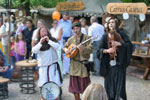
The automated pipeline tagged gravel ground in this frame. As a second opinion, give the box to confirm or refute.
[3,74,150,100]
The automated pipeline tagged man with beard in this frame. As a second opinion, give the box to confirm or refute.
[32,26,63,100]
[63,22,92,100]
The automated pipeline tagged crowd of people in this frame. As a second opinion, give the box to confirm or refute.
[0,12,133,100]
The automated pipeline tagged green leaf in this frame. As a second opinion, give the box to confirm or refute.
[121,0,132,2]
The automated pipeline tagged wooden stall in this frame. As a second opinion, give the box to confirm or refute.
[130,7,150,80]
[131,41,150,79]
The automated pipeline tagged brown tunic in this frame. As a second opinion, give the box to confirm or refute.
[64,34,92,78]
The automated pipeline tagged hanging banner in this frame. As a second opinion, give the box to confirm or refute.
[56,1,85,11]
[15,9,26,18]
[106,3,148,14]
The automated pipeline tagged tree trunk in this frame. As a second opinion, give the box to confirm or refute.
[21,0,30,16]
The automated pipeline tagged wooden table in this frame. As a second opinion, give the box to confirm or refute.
[16,60,37,94]
[131,41,150,80]
[0,77,9,99]
[0,77,9,83]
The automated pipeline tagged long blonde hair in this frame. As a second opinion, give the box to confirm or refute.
[82,83,108,100]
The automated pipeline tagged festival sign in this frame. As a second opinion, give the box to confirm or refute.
[56,1,85,11]
[106,3,148,14]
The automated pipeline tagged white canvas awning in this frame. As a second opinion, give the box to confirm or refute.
[38,0,122,17]
[0,6,7,12]
[38,6,56,16]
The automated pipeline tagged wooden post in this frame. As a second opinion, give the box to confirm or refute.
[7,0,11,63]
[143,58,150,80]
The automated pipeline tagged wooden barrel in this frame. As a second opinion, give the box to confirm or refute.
[11,64,22,80]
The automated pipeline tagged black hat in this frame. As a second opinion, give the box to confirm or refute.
[72,22,81,28]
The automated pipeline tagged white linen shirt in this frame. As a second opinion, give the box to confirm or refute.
[88,22,104,42]
[81,27,87,34]
[32,28,39,41]
[32,40,61,67]
[0,25,8,46]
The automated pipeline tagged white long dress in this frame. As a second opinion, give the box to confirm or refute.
[32,40,62,87]
[50,27,63,76]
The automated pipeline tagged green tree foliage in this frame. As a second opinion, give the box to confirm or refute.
[0,0,5,6]
[121,0,132,2]
[121,0,150,6]
[30,0,62,8]
[0,0,67,8]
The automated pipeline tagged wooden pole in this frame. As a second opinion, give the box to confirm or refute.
[8,0,11,63]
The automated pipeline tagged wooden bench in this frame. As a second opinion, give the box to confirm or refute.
[0,77,9,99]
[131,41,150,80]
